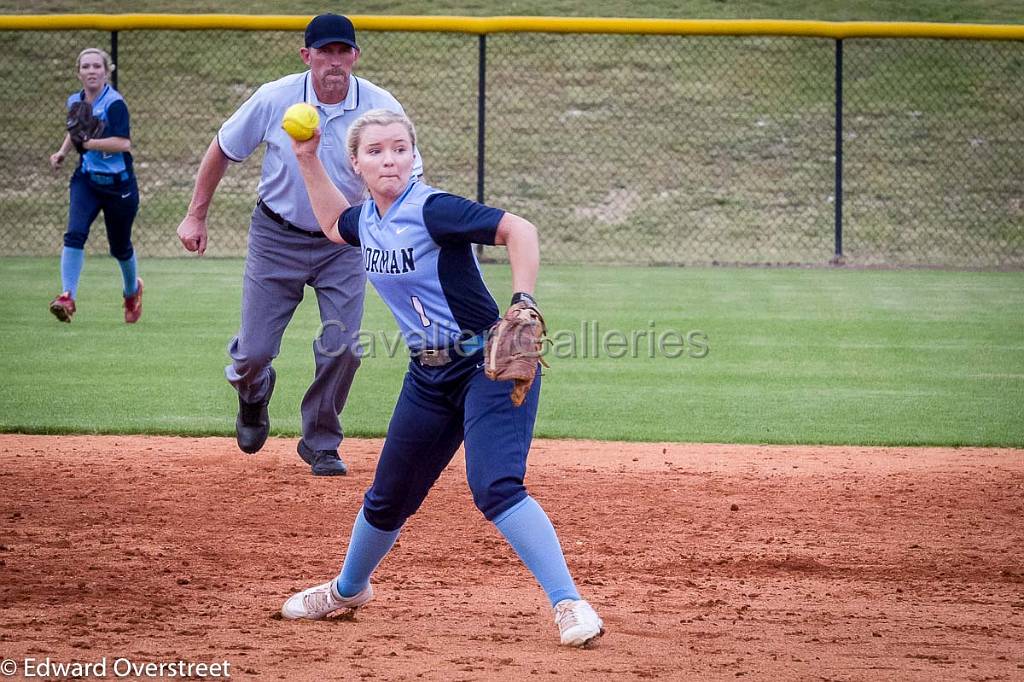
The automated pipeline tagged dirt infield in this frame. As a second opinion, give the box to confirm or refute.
[1,435,1022,681]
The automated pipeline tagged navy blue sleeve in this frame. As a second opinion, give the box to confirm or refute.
[338,205,362,246]
[422,193,505,245]
[104,100,130,138]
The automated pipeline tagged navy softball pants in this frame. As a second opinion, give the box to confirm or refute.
[362,351,542,532]
[63,170,138,260]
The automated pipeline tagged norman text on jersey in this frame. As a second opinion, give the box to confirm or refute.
[364,246,416,274]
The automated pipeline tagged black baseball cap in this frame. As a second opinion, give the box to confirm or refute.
[305,13,359,50]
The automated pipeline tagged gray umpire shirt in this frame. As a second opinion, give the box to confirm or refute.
[217,70,423,231]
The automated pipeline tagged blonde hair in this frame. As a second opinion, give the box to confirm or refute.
[76,48,115,75]
[346,109,416,160]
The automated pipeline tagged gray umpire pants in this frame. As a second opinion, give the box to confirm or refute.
[225,205,365,452]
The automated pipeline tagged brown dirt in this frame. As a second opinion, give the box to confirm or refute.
[1,435,1023,681]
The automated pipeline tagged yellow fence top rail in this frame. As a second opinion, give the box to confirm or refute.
[1,14,1023,41]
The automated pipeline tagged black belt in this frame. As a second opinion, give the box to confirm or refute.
[257,199,327,239]
[413,335,487,367]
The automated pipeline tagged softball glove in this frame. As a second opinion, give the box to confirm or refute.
[67,101,105,154]
[485,300,548,406]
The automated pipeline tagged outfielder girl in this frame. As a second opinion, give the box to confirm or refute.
[49,48,142,324]
[281,109,604,648]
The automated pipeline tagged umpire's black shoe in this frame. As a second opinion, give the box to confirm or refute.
[236,367,276,454]
[297,439,349,476]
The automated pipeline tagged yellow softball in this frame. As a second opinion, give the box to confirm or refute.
[281,102,320,141]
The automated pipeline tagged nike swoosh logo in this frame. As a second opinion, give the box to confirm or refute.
[395,226,410,235]
[121,193,131,198]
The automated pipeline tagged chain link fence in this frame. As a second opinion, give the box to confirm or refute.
[2,19,1022,267]
[844,38,1023,266]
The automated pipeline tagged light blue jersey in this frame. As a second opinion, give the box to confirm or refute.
[67,84,132,176]
[218,71,423,231]
[338,180,505,352]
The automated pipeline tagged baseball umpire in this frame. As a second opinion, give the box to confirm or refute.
[278,109,605,648]
[175,14,421,475]
[49,47,143,324]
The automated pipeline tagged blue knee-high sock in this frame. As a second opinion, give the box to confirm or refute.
[493,495,580,607]
[117,253,138,296]
[335,507,401,598]
[61,247,85,298]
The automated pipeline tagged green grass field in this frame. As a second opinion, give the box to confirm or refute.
[2,257,1022,446]
[1,2,1020,447]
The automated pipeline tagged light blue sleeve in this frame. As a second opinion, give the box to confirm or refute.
[216,86,272,162]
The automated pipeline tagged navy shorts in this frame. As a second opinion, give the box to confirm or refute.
[63,169,139,260]
[362,349,542,531]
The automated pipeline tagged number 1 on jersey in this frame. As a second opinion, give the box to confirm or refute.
[411,296,432,327]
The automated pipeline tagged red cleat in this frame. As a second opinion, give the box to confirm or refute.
[49,291,76,323]
[124,278,143,324]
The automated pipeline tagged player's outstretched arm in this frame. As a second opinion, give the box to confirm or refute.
[177,137,230,255]
[495,212,539,296]
[291,129,350,244]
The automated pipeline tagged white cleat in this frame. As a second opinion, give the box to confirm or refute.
[281,580,374,620]
[554,598,605,647]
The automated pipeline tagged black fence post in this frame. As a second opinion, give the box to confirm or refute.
[110,31,118,90]
[475,34,487,260]
[477,34,486,205]
[831,38,845,266]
